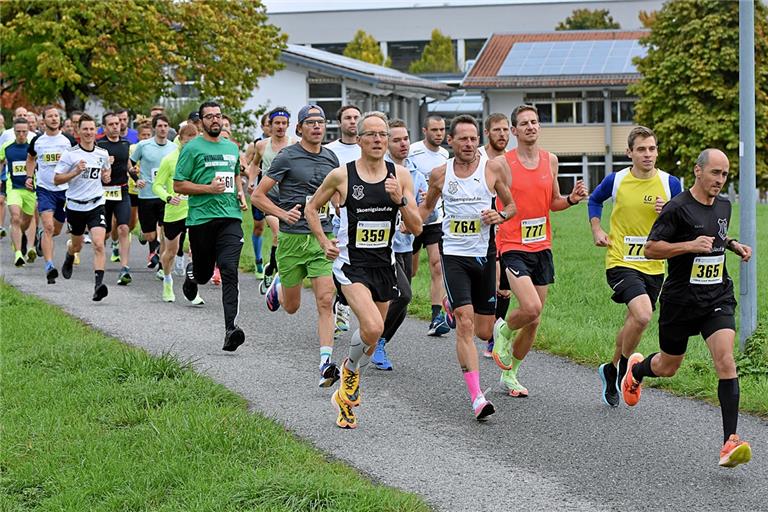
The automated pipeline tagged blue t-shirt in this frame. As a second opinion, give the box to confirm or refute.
[3,142,31,189]
[130,138,177,199]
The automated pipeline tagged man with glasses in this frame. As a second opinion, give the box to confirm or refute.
[252,104,341,388]
[175,101,248,351]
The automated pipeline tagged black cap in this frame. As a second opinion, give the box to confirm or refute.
[188,111,200,121]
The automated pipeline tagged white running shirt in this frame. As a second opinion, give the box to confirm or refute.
[55,145,110,212]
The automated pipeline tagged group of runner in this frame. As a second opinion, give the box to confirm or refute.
[0,100,752,468]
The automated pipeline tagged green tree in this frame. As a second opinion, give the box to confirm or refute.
[0,0,286,117]
[556,9,620,30]
[343,30,390,67]
[409,29,458,74]
[629,0,768,187]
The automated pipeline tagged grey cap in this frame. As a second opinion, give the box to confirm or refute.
[298,104,325,124]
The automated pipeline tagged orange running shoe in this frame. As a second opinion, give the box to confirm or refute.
[621,352,644,406]
[719,434,752,468]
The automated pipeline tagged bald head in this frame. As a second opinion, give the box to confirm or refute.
[695,148,729,171]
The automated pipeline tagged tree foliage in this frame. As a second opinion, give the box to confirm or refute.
[0,0,286,118]
[343,30,391,67]
[629,0,768,187]
[408,29,458,74]
[556,9,620,30]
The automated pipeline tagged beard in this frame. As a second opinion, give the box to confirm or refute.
[204,124,221,137]
[490,138,507,151]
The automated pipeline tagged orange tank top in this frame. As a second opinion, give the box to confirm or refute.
[496,149,553,253]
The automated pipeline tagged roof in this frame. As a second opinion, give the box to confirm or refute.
[462,30,649,89]
[282,44,453,97]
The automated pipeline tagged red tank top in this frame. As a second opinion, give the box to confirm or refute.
[496,149,553,253]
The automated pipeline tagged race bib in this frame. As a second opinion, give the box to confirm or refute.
[449,216,481,237]
[42,152,62,164]
[623,236,648,262]
[306,195,330,220]
[355,221,390,248]
[215,171,235,193]
[690,255,724,285]
[521,217,546,244]
[82,167,101,180]
[11,161,26,177]
[103,186,122,201]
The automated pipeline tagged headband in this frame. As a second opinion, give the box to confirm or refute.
[269,110,290,120]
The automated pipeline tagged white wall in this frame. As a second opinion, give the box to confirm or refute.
[244,62,308,137]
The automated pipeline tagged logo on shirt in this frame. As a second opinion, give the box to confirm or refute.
[352,184,365,200]
[447,180,458,194]
[718,218,728,240]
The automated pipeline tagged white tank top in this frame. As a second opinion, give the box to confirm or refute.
[440,156,495,257]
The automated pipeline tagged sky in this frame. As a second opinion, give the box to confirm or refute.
[263,0,588,14]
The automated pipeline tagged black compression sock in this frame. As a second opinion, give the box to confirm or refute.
[149,240,160,253]
[95,270,104,287]
[631,352,658,383]
[270,245,277,263]
[619,355,629,383]
[431,304,441,320]
[496,294,510,320]
[718,378,740,444]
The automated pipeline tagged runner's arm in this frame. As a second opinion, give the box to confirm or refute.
[306,167,344,250]
[588,173,615,246]
[487,159,516,224]
[418,164,445,222]
[152,156,174,201]
[394,165,422,236]
[549,153,587,211]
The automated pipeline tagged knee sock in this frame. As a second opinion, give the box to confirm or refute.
[346,329,370,372]
[269,245,277,264]
[431,304,441,321]
[177,232,186,256]
[496,294,510,320]
[94,270,104,287]
[149,239,160,253]
[618,355,629,383]
[320,346,333,368]
[631,352,658,383]
[718,378,740,443]
[252,234,262,263]
[463,370,481,402]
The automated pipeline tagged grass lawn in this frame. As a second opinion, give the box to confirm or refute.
[0,282,430,511]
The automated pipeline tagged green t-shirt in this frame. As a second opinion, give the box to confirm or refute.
[174,136,241,226]
[152,148,188,223]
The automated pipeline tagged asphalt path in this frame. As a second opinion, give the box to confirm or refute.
[2,237,767,512]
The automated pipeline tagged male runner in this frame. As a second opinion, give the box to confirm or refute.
[53,114,111,301]
[622,148,752,468]
[130,113,177,272]
[588,126,682,407]
[420,114,516,421]
[128,122,153,235]
[175,101,248,351]
[370,118,428,370]
[409,115,450,336]
[324,105,362,336]
[116,108,139,144]
[1,118,36,266]
[97,112,135,284]
[492,104,587,397]
[153,123,203,304]
[26,105,76,283]
[246,107,295,283]
[252,104,341,387]
[306,111,421,429]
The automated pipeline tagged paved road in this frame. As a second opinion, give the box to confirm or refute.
[2,238,767,512]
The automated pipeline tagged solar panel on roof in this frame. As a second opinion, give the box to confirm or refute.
[497,40,646,77]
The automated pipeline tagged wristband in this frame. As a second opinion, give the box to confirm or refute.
[566,195,577,206]
[727,238,738,249]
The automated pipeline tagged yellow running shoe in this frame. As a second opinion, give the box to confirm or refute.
[331,389,357,429]
[339,358,361,407]
[492,318,514,371]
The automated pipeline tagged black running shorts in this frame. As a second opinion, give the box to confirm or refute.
[658,299,736,356]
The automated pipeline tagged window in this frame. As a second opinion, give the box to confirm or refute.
[555,102,582,124]
[587,101,605,123]
[308,73,343,143]
[313,43,347,56]
[534,103,553,123]
[611,100,635,124]
[309,82,341,98]
[388,40,428,72]
[465,39,486,61]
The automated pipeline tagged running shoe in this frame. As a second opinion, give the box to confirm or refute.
[319,361,341,388]
[620,352,644,406]
[211,266,221,285]
[73,252,80,266]
[138,232,147,245]
[61,253,75,279]
[92,283,108,302]
[26,248,37,264]
[46,266,58,284]
[147,251,159,269]
[371,338,393,371]
[173,255,186,276]
[155,269,165,281]
[491,318,514,370]
[254,261,264,279]
[264,258,275,277]
[472,392,495,421]
[265,274,281,312]
[338,358,360,406]
[83,233,92,244]
[335,301,350,332]
[483,339,494,359]
[500,368,529,397]
[222,326,245,352]
[441,296,456,329]
[117,268,132,286]
[0,227,6,238]
[190,294,205,306]
[14,251,25,267]
[598,363,620,407]
[182,262,199,302]
[110,245,120,262]
[162,281,175,302]
[427,312,450,337]
[331,389,357,429]
[719,434,752,468]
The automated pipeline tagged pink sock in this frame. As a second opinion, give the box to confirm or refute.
[463,370,481,402]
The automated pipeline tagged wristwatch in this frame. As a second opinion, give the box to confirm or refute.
[398,196,408,207]
[498,209,508,220]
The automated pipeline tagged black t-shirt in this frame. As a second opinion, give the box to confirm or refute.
[647,190,734,306]
[96,137,131,186]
